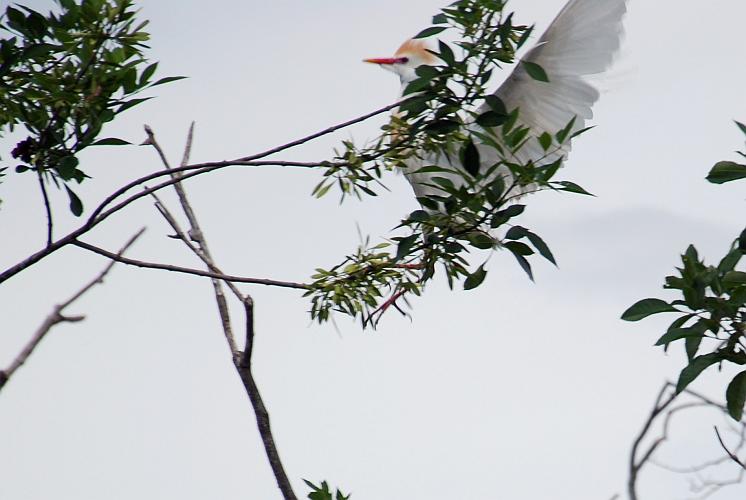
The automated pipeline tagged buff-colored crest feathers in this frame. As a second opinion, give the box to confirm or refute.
[395,39,437,64]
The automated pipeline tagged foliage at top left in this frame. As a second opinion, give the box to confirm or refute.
[0,0,183,214]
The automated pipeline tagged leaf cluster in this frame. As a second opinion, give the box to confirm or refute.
[303,480,350,500]
[623,242,746,420]
[0,0,184,214]
[307,0,593,326]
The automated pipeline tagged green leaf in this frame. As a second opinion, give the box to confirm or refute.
[538,132,552,151]
[621,298,679,321]
[92,137,132,146]
[424,119,460,135]
[706,161,746,184]
[522,61,549,82]
[464,265,487,290]
[460,139,480,177]
[139,62,158,86]
[525,231,556,266]
[414,26,447,39]
[467,232,494,250]
[510,251,533,281]
[554,118,575,145]
[723,271,746,287]
[484,95,507,115]
[736,120,746,137]
[57,155,79,180]
[726,371,746,421]
[395,234,419,261]
[491,204,525,228]
[476,110,507,128]
[436,40,455,65]
[149,75,187,87]
[654,327,706,346]
[676,352,723,393]
[555,181,594,196]
[432,13,447,24]
[65,185,83,216]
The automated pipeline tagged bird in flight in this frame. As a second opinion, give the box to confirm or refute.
[364,0,627,201]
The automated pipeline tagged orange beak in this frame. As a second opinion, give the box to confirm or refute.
[363,57,407,65]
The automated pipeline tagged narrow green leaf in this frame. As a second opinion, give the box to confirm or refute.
[65,185,83,216]
[736,120,746,137]
[555,181,594,196]
[149,75,187,87]
[414,26,447,39]
[555,117,577,144]
[676,353,723,393]
[654,327,706,346]
[621,298,679,321]
[726,371,746,421]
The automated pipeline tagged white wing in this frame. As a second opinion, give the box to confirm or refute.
[488,0,627,164]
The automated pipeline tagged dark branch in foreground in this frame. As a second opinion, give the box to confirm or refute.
[0,101,400,286]
[0,229,144,392]
[145,125,298,500]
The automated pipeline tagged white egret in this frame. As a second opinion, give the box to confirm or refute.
[364,0,627,201]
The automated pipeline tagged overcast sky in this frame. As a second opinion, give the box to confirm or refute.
[2,0,746,499]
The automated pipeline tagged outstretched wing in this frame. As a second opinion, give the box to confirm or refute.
[487,0,627,164]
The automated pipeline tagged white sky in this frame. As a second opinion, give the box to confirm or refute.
[2,0,746,499]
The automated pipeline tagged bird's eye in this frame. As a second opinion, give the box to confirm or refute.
[399,57,409,64]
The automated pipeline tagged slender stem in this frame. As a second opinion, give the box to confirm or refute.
[72,239,308,289]
[37,171,53,246]
[144,125,297,499]
[0,100,401,285]
[0,229,144,391]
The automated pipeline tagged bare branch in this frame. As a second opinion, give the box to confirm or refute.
[715,427,746,470]
[146,122,240,357]
[72,238,308,289]
[37,171,53,247]
[145,125,297,500]
[0,229,144,391]
[0,101,400,286]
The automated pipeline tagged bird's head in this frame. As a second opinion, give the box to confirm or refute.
[364,38,437,85]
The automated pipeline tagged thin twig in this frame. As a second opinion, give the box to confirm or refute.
[37,171,53,247]
[0,229,144,391]
[71,238,308,289]
[147,122,240,356]
[715,427,746,470]
[0,101,400,286]
[145,125,298,500]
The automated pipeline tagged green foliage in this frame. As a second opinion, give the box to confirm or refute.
[303,480,350,500]
[626,119,746,420]
[623,241,746,420]
[307,0,593,326]
[0,0,184,214]
[706,121,746,184]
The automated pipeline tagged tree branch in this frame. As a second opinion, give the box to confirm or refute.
[0,101,400,286]
[37,171,53,247]
[144,125,298,500]
[715,426,746,470]
[71,238,308,289]
[0,229,144,391]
